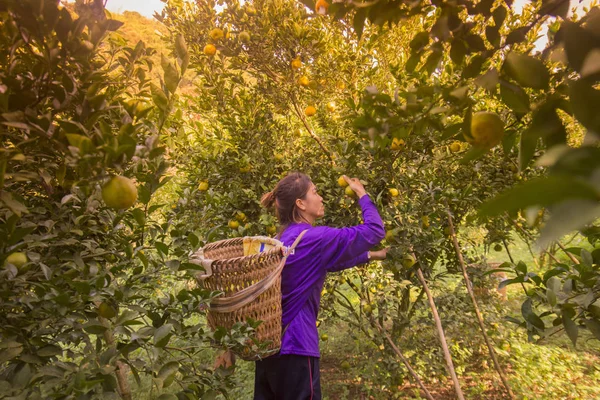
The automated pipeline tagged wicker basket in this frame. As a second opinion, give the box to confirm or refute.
[191,231,307,361]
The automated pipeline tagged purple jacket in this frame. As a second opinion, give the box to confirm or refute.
[277,195,385,357]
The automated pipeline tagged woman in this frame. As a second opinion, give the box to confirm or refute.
[255,172,387,400]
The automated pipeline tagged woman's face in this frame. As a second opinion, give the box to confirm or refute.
[298,183,324,220]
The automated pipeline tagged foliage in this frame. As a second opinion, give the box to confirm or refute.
[0,1,240,398]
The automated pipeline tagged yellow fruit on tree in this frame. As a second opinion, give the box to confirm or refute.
[391,138,405,150]
[337,176,348,187]
[5,252,27,268]
[344,186,355,197]
[422,216,430,227]
[298,76,310,87]
[291,58,302,69]
[389,188,399,197]
[336,81,346,90]
[385,230,395,241]
[236,211,247,221]
[102,176,138,210]
[198,181,209,191]
[315,0,329,15]
[320,333,328,341]
[402,254,416,269]
[239,31,251,43]
[228,220,240,229]
[209,28,224,40]
[362,304,372,314]
[274,153,284,161]
[267,225,277,235]
[467,111,505,149]
[304,106,317,116]
[450,142,462,153]
[326,101,336,112]
[340,360,351,370]
[204,44,217,56]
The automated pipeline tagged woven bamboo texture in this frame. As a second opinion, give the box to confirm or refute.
[198,236,285,360]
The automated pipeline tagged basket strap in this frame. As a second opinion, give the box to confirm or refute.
[209,229,309,313]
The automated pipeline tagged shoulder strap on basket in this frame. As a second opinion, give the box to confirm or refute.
[209,229,309,313]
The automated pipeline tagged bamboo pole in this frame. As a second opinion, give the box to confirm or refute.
[446,209,515,399]
[415,266,465,400]
[371,319,435,400]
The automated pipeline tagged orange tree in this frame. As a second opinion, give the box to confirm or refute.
[326,0,600,351]
[159,0,540,392]
[0,1,242,398]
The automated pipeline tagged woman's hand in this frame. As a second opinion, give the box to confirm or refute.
[342,175,367,198]
[368,248,389,261]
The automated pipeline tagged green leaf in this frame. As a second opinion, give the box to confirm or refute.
[37,345,62,357]
[423,50,442,76]
[157,361,179,382]
[493,6,507,26]
[485,26,500,48]
[474,68,499,92]
[83,321,107,334]
[174,34,188,61]
[503,52,549,89]
[0,346,23,363]
[500,80,530,114]
[462,54,486,79]
[353,8,366,39]
[562,21,599,72]
[539,0,570,17]
[546,288,557,307]
[153,324,173,347]
[150,83,168,111]
[409,32,429,53]
[162,54,180,94]
[155,241,169,256]
[465,34,486,52]
[569,79,600,134]
[157,395,178,400]
[563,312,578,346]
[521,298,545,330]
[450,39,467,66]
[585,319,600,341]
[538,200,600,249]
[479,176,600,217]
[505,26,529,45]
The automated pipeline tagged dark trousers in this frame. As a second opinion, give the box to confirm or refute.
[254,354,321,400]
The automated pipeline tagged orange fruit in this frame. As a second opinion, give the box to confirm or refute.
[204,44,217,56]
[102,176,138,210]
[304,106,317,116]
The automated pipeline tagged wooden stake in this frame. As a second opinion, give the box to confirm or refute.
[446,209,515,399]
[372,319,435,400]
[415,267,465,400]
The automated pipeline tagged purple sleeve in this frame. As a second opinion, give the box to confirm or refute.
[327,252,369,273]
[319,195,385,272]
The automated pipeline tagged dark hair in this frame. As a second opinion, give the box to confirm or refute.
[261,172,312,228]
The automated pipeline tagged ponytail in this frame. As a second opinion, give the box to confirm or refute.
[261,172,311,228]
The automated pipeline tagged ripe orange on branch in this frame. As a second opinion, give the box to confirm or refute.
[315,0,329,15]
[467,111,505,149]
[304,106,317,116]
[204,44,217,56]
[102,176,138,210]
